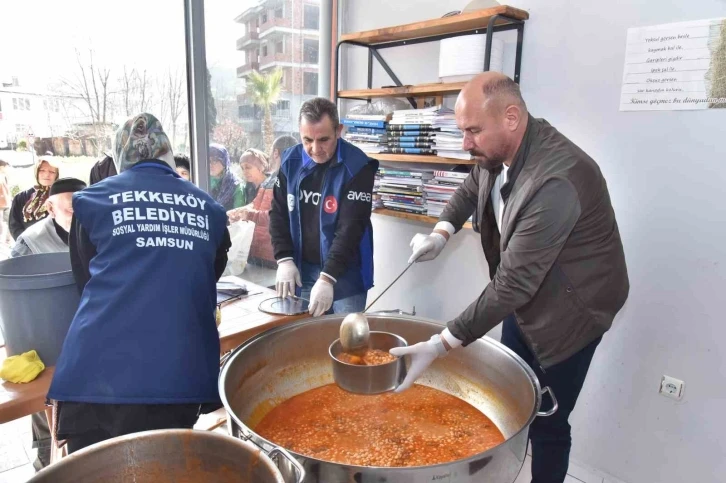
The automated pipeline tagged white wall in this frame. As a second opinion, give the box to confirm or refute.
[342,1,726,482]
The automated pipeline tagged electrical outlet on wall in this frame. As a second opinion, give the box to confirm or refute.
[659,375,685,400]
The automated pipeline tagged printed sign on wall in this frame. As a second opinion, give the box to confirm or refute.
[620,18,726,111]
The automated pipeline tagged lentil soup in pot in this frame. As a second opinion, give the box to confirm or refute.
[254,383,504,467]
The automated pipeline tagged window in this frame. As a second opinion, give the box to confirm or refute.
[239,104,255,118]
[206,0,321,287]
[303,39,318,64]
[303,72,318,95]
[303,4,319,30]
[12,98,18,110]
[25,99,30,110]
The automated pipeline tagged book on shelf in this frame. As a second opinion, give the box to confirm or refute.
[385,148,436,154]
[380,203,427,215]
[342,119,387,129]
[346,113,393,121]
[386,124,436,131]
[345,126,388,135]
[433,170,469,179]
[379,168,428,178]
[386,135,433,142]
[387,142,434,148]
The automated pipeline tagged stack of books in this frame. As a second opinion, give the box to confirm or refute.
[386,106,439,155]
[372,170,384,210]
[376,168,433,215]
[432,107,471,160]
[342,113,391,155]
[424,170,469,218]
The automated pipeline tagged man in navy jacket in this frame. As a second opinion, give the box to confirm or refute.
[269,98,377,316]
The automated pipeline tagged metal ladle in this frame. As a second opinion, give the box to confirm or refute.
[339,262,415,354]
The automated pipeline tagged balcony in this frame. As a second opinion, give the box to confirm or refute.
[236,61,260,78]
[259,53,289,68]
[258,17,292,35]
[236,31,260,50]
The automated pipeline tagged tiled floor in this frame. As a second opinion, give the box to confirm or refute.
[0,416,36,482]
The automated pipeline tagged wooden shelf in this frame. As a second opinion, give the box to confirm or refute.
[340,6,529,45]
[373,153,474,165]
[373,208,473,230]
[338,82,467,99]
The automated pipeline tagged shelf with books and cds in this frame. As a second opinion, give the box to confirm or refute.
[373,153,475,165]
[372,208,473,230]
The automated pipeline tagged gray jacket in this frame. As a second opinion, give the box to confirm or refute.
[442,115,629,368]
[11,217,68,258]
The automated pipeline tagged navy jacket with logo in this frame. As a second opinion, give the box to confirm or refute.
[278,140,376,300]
[48,162,229,404]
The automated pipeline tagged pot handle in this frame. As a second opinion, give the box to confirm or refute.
[268,446,306,483]
[219,351,233,367]
[537,386,558,417]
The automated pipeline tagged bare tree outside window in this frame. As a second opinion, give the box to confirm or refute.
[61,48,113,156]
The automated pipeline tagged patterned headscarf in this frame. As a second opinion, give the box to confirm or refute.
[209,143,241,210]
[23,158,59,223]
[113,113,175,173]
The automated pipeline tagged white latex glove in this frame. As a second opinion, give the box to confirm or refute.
[308,278,334,317]
[390,329,462,392]
[389,334,449,392]
[276,259,301,298]
[408,232,447,264]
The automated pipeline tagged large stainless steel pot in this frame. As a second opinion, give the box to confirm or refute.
[28,429,303,483]
[220,315,557,483]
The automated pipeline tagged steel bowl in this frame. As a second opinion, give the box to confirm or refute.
[329,330,407,394]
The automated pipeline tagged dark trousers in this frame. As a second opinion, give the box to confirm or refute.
[501,315,601,483]
[31,412,51,471]
[57,403,201,454]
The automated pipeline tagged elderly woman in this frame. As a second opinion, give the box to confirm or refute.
[48,113,231,453]
[209,143,245,210]
[227,149,276,264]
[8,157,60,240]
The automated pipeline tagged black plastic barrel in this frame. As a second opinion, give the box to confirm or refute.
[0,253,80,365]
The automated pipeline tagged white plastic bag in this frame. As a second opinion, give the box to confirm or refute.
[223,220,256,277]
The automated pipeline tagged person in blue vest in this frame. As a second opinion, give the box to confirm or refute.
[47,113,231,453]
[269,97,377,316]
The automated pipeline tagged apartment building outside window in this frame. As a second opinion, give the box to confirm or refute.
[304,4,319,30]
[303,39,319,63]
[303,72,318,95]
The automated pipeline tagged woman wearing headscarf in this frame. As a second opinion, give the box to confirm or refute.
[228,149,275,264]
[48,113,231,453]
[8,157,60,240]
[209,143,245,210]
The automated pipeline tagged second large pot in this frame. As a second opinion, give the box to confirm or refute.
[220,315,557,483]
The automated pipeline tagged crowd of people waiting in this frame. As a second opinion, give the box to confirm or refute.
[0,134,299,269]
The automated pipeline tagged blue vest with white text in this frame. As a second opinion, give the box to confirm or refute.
[47,162,228,405]
[281,139,376,300]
